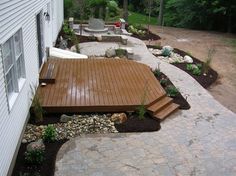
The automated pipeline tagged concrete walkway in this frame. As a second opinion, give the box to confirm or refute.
[55,36,236,176]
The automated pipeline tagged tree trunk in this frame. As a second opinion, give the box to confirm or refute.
[123,0,128,21]
[158,0,164,26]
[227,7,232,33]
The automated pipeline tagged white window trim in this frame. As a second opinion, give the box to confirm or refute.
[1,28,26,112]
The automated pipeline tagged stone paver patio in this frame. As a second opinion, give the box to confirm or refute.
[55,36,236,176]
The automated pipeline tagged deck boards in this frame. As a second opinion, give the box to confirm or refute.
[39,58,167,113]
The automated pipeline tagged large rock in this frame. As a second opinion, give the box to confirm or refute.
[95,34,102,42]
[60,114,76,123]
[105,48,116,58]
[184,55,193,63]
[26,139,45,152]
[110,113,127,124]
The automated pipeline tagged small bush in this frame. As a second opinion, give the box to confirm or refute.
[128,25,146,36]
[42,125,56,143]
[24,149,45,165]
[153,68,161,77]
[186,64,202,76]
[165,85,179,97]
[137,104,146,120]
[186,64,193,71]
[62,22,74,36]
[115,48,127,57]
[192,67,201,76]
[160,78,168,86]
[161,47,172,57]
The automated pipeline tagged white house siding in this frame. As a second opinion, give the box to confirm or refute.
[0,0,63,175]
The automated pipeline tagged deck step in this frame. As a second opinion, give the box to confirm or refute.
[147,96,173,114]
[39,62,58,84]
[153,103,180,120]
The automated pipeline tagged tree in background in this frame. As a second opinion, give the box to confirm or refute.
[144,0,158,33]
[123,0,128,21]
[158,0,164,26]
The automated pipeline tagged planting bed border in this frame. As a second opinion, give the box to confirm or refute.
[147,45,218,88]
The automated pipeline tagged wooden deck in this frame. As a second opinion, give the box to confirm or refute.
[39,58,179,120]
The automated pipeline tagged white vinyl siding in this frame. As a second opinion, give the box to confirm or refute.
[0,0,63,175]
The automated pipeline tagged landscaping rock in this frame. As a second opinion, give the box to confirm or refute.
[26,139,45,152]
[23,114,118,142]
[105,48,116,58]
[184,55,193,63]
[110,113,127,124]
[60,114,76,123]
[96,35,102,42]
[121,36,128,45]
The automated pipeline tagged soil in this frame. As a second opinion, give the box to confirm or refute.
[155,72,191,110]
[148,45,218,89]
[12,140,67,176]
[131,29,161,41]
[115,113,161,132]
[28,113,62,125]
[147,26,236,113]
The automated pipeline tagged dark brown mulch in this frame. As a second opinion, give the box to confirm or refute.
[155,72,191,110]
[28,113,61,125]
[147,45,218,89]
[131,29,161,41]
[115,113,161,132]
[12,140,67,176]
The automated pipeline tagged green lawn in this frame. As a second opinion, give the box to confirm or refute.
[128,11,157,25]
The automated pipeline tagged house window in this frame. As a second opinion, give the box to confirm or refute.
[2,29,26,108]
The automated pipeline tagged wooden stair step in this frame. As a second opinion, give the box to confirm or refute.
[147,96,173,114]
[39,62,58,84]
[153,103,180,120]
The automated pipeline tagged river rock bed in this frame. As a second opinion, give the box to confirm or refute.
[22,114,118,143]
[148,47,193,64]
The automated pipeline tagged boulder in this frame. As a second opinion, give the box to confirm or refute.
[110,113,127,124]
[184,55,193,63]
[105,48,116,58]
[96,34,102,42]
[60,114,76,123]
[121,36,128,45]
[26,139,45,152]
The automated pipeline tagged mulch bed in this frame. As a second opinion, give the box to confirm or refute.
[12,140,67,176]
[115,113,161,132]
[147,45,218,88]
[131,29,161,41]
[155,72,191,110]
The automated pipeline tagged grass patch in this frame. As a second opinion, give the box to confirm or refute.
[128,11,157,25]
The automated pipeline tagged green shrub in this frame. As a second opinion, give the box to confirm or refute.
[160,78,168,86]
[196,63,202,69]
[63,22,74,36]
[42,125,56,143]
[128,25,146,36]
[25,149,45,165]
[186,64,202,76]
[161,47,172,57]
[115,48,127,57]
[165,85,179,97]
[153,68,161,77]
[192,67,201,76]
[186,64,193,71]
[137,83,148,120]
